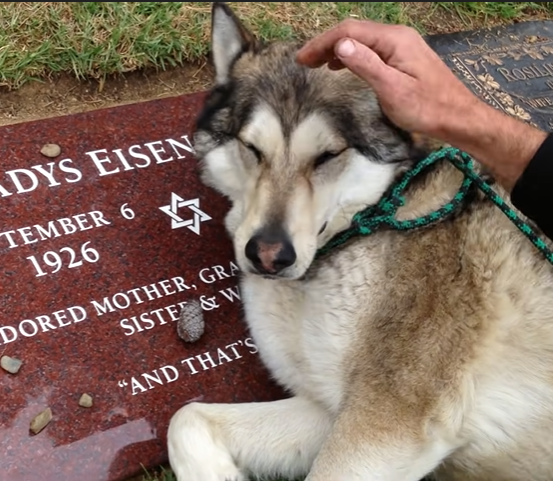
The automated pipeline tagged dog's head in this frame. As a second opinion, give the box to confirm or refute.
[194,2,425,280]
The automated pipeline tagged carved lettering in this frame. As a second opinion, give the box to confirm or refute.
[0,135,192,198]
[90,276,192,316]
[219,286,241,303]
[198,262,240,284]
[135,365,179,393]
[85,135,194,177]
[0,305,88,345]
[497,62,553,83]
[522,96,553,109]
[0,159,82,197]
[0,210,110,250]
[119,300,189,336]
[179,338,255,377]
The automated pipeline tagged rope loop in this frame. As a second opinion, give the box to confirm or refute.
[316,147,553,266]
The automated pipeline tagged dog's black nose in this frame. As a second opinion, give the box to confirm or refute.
[245,228,296,275]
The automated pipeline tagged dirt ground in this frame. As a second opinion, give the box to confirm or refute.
[0,62,214,127]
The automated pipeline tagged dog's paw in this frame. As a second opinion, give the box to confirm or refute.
[167,403,245,481]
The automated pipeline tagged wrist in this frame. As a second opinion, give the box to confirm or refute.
[437,100,547,191]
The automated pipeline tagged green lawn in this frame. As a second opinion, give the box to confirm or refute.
[1,2,552,90]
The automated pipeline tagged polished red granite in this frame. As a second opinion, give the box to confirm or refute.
[0,93,286,481]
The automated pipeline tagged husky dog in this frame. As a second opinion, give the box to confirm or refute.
[167,3,553,480]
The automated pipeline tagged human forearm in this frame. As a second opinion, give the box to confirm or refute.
[438,98,553,240]
[435,99,548,192]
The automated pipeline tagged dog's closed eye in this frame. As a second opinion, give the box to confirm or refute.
[314,149,345,169]
[241,140,263,163]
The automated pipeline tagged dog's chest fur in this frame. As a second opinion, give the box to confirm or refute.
[240,244,383,412]
[239,175,553,478]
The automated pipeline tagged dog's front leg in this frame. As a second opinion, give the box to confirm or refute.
[305,402,456,481]
[167,396,332,481]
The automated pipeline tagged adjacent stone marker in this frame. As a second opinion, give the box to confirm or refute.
[0,91,285,481]
[2,20,553,481]
[427,20,553,132]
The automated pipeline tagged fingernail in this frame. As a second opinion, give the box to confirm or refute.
[337,39,355,58]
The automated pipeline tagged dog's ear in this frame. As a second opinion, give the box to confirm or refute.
[211,2,258,84]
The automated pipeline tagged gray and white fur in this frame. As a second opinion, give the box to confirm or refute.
[168,3,553,481]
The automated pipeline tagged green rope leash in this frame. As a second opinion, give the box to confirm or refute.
[315,146,553,266]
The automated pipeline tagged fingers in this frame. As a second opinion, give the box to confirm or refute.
[333,38,401,93]
[296,19,407,68]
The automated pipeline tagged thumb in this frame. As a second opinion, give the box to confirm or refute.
[335,38,394,90]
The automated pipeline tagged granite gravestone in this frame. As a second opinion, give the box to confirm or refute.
[2,19,553,481]
[0,93,286,481]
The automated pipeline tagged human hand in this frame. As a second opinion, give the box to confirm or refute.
[296,19,548,191]
[296,19,483,140]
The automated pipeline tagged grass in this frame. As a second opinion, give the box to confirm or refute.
[438,1,551,21]
[1,2,553,90]
[2,2,553,480]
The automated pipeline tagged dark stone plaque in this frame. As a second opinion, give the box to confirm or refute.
[0,93,285,481]
[427,20,553,132]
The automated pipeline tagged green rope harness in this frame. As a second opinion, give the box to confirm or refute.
[315,146,553,266]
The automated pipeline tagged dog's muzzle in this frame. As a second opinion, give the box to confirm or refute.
[245,227,296,276]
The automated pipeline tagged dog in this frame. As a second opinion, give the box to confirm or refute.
[167,3,553,480]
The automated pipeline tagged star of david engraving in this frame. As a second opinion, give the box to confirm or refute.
[159,193,212,235]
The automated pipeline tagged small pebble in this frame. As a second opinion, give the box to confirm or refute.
[1,355,22,374]
[177,300,205,343]
[30,407,52,435]
[79,393,93,408]
[40,143,61,158]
